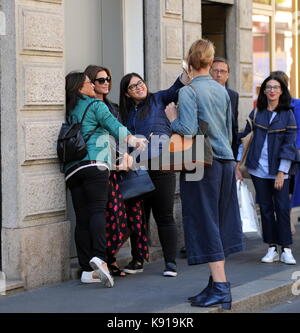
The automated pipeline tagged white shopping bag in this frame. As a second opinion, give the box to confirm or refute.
[236,180,262,237]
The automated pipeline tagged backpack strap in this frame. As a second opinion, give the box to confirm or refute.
[80,100,98,124]
[80,100,99,142]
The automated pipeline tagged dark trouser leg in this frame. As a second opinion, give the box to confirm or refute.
[251,176,279,245]
[274,179,293,246]
[144,171,177,263]
[67,167,109,271]
[69,184,92,272]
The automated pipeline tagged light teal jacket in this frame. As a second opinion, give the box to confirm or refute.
[171,75,234,160]
[64,95,131,173]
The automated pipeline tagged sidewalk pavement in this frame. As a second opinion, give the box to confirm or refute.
[0,225,300,313]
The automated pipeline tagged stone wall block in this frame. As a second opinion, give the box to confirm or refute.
[240,29,253,63]
[184,22,201,56]
[163,24,182,61]
[239,0,253,29]
[19,6,63,53]
[1,228,22,281]
[20,62,64,107]
[164,0,182,16]
[21,221,70,289]
[23,121,62,161]
[22,173,66,220]
[183,0,201,23]
[162,64,182,88]
[239,98,254,131]
[240,64,253,96]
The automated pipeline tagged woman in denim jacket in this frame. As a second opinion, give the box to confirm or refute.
[165,39,244,310]
[236,75,299,265]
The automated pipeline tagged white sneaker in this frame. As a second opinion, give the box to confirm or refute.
[89,257,114,288]
[261,247,279,263]
[81,271,101,283]
[280,248,296,265]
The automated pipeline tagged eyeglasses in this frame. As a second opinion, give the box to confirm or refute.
[265,85,281,92]
[128,80,145,91]
[211,69,228,75]
[94,77,111,85]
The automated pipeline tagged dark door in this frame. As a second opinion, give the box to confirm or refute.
[201,2,228,59]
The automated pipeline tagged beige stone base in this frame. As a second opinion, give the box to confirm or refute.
[2,221,70,289]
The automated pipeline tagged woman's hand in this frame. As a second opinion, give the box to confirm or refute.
[127,135,148,151]
[165,102,178,123]
[235,162,244,181]
[180,70,191,85]
[274,171,285,190]
[116,152,133,171]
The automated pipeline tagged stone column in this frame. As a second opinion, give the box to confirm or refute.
[1,0,69,289]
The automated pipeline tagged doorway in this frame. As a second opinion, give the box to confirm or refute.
[201,2,229,59]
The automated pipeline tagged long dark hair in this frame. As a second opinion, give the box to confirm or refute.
[119,72,152,124]
[256,75,291,112]
[65,72,86,115]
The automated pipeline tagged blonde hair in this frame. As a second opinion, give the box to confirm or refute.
[187,39,215,71]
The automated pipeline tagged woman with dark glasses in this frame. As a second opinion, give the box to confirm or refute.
[118,71,189,277]
[64,71,146,288]
[84,65,149,278]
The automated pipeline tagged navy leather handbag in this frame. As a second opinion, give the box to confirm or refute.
[119,168,155,201]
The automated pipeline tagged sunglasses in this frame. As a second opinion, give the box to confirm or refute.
[94,77,111,84]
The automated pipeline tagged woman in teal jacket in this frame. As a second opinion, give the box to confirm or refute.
[84,65,149,277]
[65,72,146,288]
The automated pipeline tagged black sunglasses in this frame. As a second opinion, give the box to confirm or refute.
[94,77,111,84]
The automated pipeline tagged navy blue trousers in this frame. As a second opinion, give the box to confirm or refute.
[251,175,292,246]
[180,160,244,265]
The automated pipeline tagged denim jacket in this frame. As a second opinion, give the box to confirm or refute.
[171,75,234,160]
[240,108,299,175]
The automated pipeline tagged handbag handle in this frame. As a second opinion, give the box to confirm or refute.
[246,109,258,132]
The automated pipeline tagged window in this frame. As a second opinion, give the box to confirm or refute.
[253,0,299,99]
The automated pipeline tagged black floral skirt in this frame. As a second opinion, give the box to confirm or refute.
[105,171,149,263]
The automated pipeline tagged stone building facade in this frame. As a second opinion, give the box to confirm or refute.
[0,0,254,290]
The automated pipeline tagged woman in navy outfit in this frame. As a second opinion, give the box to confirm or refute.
[270,71,300,212]
[236,74,299,265]
[118,71,189,277]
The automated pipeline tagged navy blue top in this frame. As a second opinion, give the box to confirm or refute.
[126,77,184,158]
[240,108,299,175]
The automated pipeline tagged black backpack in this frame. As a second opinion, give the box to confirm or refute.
[57,100,98,164]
